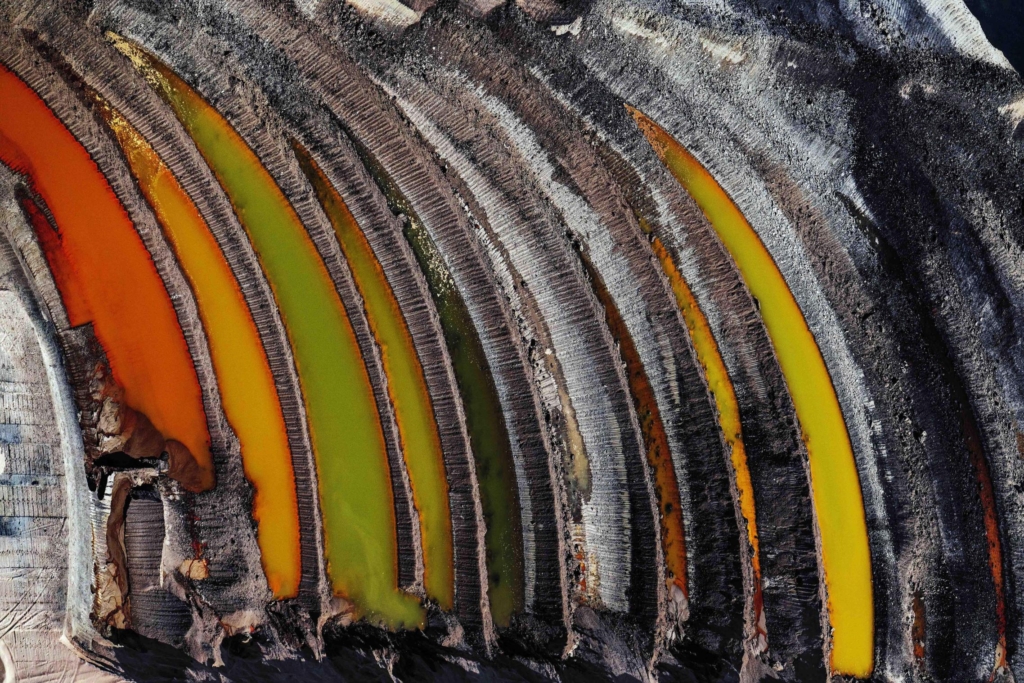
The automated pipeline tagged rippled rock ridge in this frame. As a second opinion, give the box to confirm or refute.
[0,0,1021,680]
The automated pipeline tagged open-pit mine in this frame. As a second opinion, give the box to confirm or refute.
[0,0,1022,679]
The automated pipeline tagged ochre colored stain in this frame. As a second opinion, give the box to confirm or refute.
[16,192,93,321]
[911,589,926,663]
[293,142,454,610]
[110,36,423,628]
[650,236,765,640]
[577,250,688,598]
[630,105,873,677]
[0,62,213,491]
[344,126,525,626]
[963,412,1007,676]
[839,192,1005,675]
[93,94,301,599]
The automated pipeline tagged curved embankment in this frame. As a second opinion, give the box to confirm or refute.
[109,36,422,628]
[630,106,874,678]
[2,0,1023,680]
[345,134,525,627]
[90,92,302,600]
[381,66,641,622]
[0,222,104,682]
[0,63,214,492]
[292,141,454,610]
[577,249,687,600]
[650,233,765,639]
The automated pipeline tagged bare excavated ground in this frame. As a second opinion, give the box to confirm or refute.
[0,0,1023,680]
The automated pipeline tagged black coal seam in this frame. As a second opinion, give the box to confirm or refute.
[848,50,1004,679]
[903,61,1024,678]
[740,144,914,678]
[841,188,998,679]
[782,36,1024,679]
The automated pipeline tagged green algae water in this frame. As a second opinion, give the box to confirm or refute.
[346,132,525,627]
[111,35,424,628]
[293,141,455,610]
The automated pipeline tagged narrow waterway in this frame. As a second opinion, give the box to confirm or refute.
[631,106,873,677]
[112,37,424,627]
[95,94,301,599]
